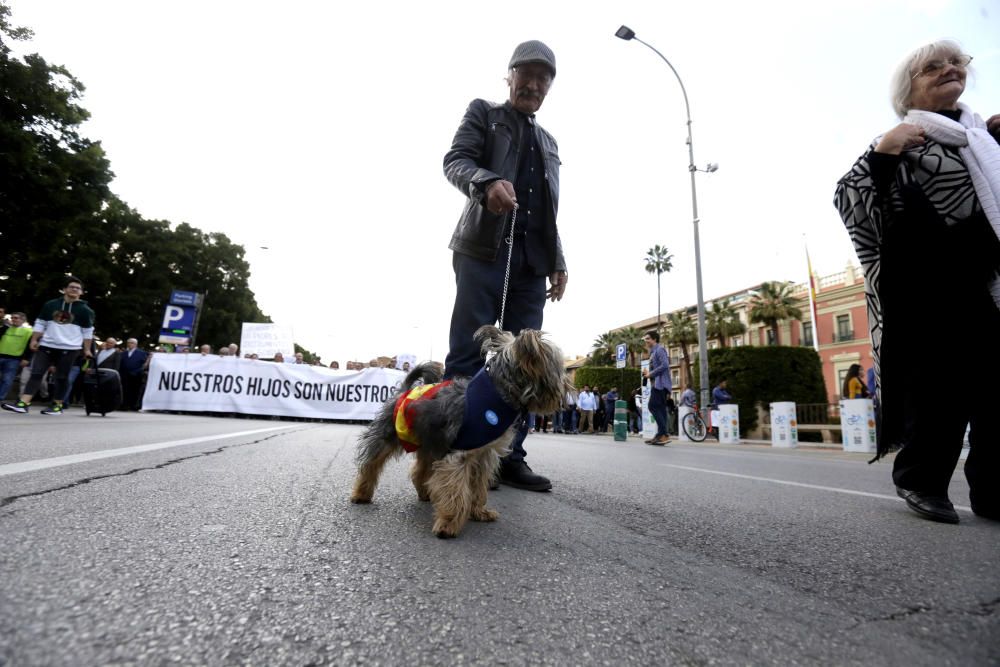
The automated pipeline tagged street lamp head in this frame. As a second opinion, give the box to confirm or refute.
[706,163,719,173]
[615,25,636,41]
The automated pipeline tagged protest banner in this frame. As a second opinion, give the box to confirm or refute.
[239,323,296,359]
[142,354,404,420]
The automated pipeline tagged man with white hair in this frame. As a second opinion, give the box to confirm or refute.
[96,337,121,370]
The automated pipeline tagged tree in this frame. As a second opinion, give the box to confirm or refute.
[590,331,615,366]
[0,3,281,353]
[665,311,697,387]
[614,326,644,368]
[706,300,746,348]
[748,281,803,346]
[0,3,113,309]
[643,245,673,329]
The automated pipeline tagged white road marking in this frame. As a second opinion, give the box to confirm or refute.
[659,463,973,513]
[0,426,298,477]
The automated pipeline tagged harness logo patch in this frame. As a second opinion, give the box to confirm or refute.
[484,409,499,425]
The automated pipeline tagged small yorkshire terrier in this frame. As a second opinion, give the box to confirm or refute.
[350,325,568,538]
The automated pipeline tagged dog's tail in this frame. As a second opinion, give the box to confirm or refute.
[402,362,443,389]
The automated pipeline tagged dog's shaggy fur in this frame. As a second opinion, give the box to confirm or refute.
[350,326,568,538]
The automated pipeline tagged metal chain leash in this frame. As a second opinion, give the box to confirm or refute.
[497,208,517,331]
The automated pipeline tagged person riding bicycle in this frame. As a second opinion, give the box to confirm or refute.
[680,385,697,409]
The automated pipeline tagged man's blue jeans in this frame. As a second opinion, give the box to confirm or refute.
[444,244,546,463]
[648,387,669,438]
[0,357,21,400]
[563,407,578,433]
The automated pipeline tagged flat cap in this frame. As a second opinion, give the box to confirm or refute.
[508,40,556,78]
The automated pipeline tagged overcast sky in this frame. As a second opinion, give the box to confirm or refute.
[9,0,999,363]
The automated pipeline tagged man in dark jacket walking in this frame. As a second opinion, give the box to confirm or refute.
[120,338,148,410]
[442,40,568,491]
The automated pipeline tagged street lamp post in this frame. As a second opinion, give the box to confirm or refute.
[615,25,716,415]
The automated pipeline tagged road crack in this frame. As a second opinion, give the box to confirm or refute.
[0,428,312,513]
[847,596,999,630]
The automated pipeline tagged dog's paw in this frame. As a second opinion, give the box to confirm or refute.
[471,507,499,522]
[432,517,461,538]
[350,493,372,504]
[417,491,431,502]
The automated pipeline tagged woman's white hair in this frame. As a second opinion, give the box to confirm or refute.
[889,39,966,119]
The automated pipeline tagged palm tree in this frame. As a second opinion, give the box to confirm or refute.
[614,326,644,367]
[748,281,803,345]
[591,331,615,366]
[665,311,697,387]
[644,245,673,329]
[706,300,747,348]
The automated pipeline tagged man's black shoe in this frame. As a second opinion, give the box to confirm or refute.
[896,487,959,524]
[499,460,552,492]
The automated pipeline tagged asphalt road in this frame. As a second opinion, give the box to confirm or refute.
[1,411,997,666]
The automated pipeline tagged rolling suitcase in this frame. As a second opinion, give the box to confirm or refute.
[83,367,123,416]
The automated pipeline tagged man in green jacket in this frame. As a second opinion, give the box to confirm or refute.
[0,312,32,401]
[2,276,95,415]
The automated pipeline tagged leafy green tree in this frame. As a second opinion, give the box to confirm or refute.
[0,3,282,353]
[748,281,803,346]
[665,311,697,387]
[590,331,615,366]
[0,3,113,309]
[614,325,644,368]
[643,245,673,330]
[706,300,746,348]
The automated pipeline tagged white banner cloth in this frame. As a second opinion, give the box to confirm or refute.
[142,354,404,420]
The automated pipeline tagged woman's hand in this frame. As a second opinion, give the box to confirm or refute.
[875,123,925,155]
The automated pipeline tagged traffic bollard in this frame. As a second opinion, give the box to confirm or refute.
[614,399,628,442]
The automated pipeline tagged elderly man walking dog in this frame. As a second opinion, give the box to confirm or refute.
[442,40,568,491]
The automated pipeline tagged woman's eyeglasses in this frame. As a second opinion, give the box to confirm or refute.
[912,54,972,79]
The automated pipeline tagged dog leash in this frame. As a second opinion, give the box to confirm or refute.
[498,207,517,331]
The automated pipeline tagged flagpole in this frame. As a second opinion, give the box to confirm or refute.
[804,237,820,353]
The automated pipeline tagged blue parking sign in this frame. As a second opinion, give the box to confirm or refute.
[616,343,627,369]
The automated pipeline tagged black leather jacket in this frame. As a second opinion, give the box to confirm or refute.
[444,99,566,273]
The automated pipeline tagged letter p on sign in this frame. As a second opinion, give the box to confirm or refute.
[163,305,185,328]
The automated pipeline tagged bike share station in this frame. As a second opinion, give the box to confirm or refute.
[768,399,878,453]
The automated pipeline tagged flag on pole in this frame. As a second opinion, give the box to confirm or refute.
[804,242,820,352]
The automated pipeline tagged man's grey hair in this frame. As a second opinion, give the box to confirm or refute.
[127,338,138,344]
[889,39,967,119]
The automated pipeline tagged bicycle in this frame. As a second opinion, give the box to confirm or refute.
[681,406,709,442]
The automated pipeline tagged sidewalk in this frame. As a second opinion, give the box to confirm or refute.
[533,430,847,452]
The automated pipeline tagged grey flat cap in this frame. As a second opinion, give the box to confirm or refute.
[508,40,556,78]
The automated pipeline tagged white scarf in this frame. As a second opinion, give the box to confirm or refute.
[905,103,1000,307]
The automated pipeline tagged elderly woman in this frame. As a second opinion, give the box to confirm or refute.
[835,40,1000,524]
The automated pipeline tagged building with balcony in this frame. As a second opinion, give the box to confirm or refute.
[614,263,872,405]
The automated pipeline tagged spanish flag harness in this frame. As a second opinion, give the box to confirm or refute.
[393,367,522,453]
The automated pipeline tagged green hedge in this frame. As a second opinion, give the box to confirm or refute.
[693,347,827,435]
[573,367,642,396]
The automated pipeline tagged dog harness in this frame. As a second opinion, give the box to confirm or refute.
[393,368,522,453]
[394,381,452,452]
